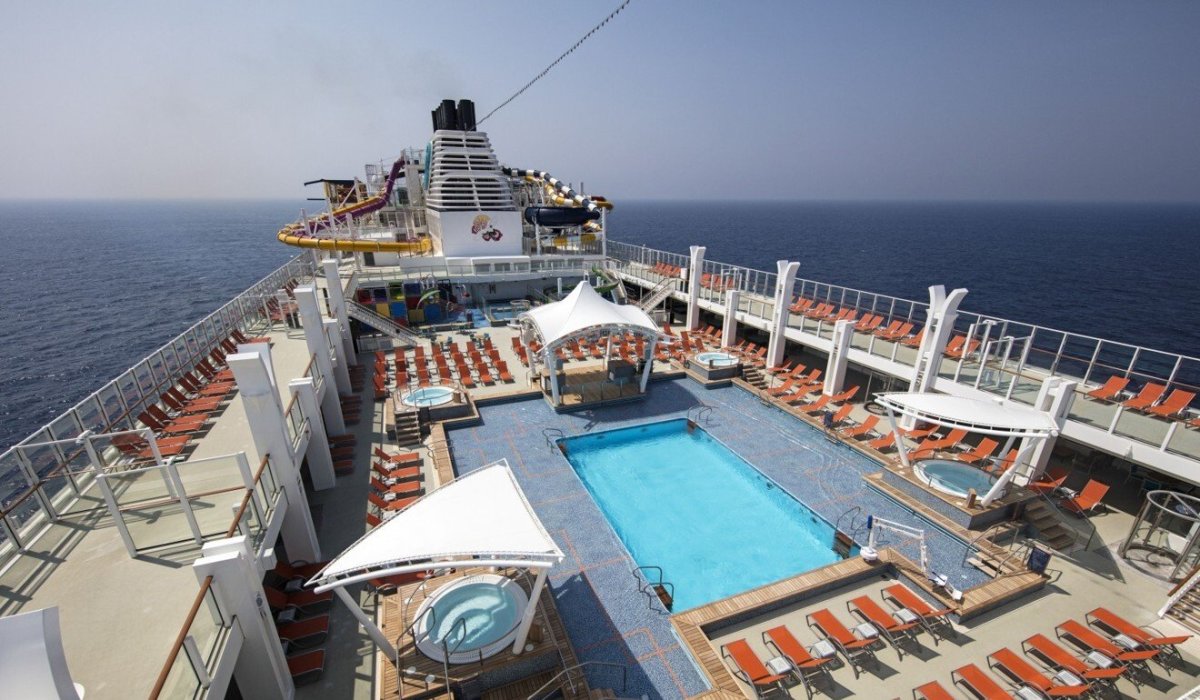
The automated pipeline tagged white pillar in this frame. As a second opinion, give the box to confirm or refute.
[323,319,352,395]
[722,289,739,349]
[547,347,561,405]
[908,285,969,396]
[885,409,911,468]
[686,246,706,330]
[824,319,855,396]
[322,259,357,367]
[289,378,335,491]
[236,341,277,391]
[334,586,397,658]
[1022,378,1077,483]
[767,260,799,369]
[512,566,550,654]
[294,287,346,434]
[193,537,292,700]
[230,352,321,562]
[639,337,655,392]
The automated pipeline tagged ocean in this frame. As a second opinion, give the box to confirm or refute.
[1,199,1198,455]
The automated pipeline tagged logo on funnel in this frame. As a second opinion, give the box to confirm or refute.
[471,215,503,242]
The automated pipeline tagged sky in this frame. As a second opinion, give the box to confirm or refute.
[1,1,1198,202]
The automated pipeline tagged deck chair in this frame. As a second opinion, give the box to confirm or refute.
[829,386,859,404]
[720,639,788,698]
[881,583,954,643]
[276,615,329,648]
[867,431,899,451]
[1026,472,1068,496]
[1022,633,1126,690]
[805,608,877,678]
[1147,389,1196,417]
[370,476,423,497]
[847,596,921,659]
[136,410,203,436]
[1061,480,1109,515]
[1086,607,1190,667]
[827,404,854,426]
[839,415,880,439]
[874,320,903,338]
[1122,383,1166,411]
[287,649,325,686]
[372,461,421,482]
[912,681,955,700]
[957,438,999,466]
[942,336,966,357]
[762,626,833,699]
[1086,376,1129,401]
[951,664,1009,700]
[987,647,1090,697]
[896,327,923,346]
[768,359,794,376]
[264,586,331,620]
[767,378,797,397]
[373,447,421,465]
[796,395,831,414]
[1055,619,1159,679]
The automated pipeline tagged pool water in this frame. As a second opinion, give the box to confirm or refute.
[402,386,455,407]
[422,580,522,654]
[916,459,997,498]
[561,419,842,610]
[694,351,738,367]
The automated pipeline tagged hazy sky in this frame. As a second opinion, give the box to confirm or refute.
[2,1,1198,202]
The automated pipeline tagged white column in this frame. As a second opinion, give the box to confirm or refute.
[1022,378,1077,483]
[885,409,911,468]
[230,352,320,562]
[323,318,352,395]
[289,378,335,491]
[547,347,561,405]
[322,259,357,367]
[823,319,855,395]
[908,285,969,395]
[686,246,706,330]
[294,287,346,434]
[639,337,655,392]
[236,341,276,391]
[767,260,799,369]
[334,586,397,658]
[194,537,292,700]
[722,289,739,348]
[511,566,550,653]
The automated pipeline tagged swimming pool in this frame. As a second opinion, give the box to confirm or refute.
[560,419,843,610]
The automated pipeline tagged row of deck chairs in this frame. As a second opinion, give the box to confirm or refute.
[1086,375,1197,420]
[721,582,953,699]
[127,330,267,462]
[912,606,1190,699]
[650,261,682,277]
[365,447,425,527]
[262,559,333,686]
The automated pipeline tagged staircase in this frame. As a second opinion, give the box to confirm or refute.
[1166,586,1200,633]
[741,365,769,390]
[964,522,1029,578]
[637,276,678,312]
[347,301,422,347]
[1022,499,1078,551]
[394,409,423,446]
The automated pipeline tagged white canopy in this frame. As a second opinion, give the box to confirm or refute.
[0,607,82,700]
[875,392,1057,438]
[520,281,659,348]
[311,461,563,592]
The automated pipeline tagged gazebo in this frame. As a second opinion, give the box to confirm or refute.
[518,281,661,406]
[308,461,563,659]
[874,393,1058,507]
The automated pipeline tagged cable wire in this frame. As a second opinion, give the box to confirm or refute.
[478,0,632,125]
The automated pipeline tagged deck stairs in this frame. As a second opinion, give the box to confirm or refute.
[637,276,678,312]
[348,300,422,346]
[965,522,1029,578]
[394,409,423,446]
[741,365,769,390]
[1165,586,1200,634]
[1021,498,1078,551]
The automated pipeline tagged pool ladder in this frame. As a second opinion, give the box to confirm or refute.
[687,404,713,428]
[633,565,675,612]
[542,428,566,453]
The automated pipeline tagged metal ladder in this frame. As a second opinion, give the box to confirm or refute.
[543,428,565,451]
[687,404,713,426]
[633,565,675,612]
[637,276,679,312]
[347,300,423,346]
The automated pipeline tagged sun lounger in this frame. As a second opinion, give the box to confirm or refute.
[720,639,788,698]
[276,615,329,648]
[768,360,794,375]
[1086,607,1190,666]
[839,415,880,439]
[264,586,331,619]
[1061,479,1109,515]
[1026,473,1068,495]
[987,647,1090,697]
[1147,389,1196,417]
[1022,633,1126,690]
[847,596,921,658]
[867,431,899,451]
[951,663,1010,700]
[957,438,999,465]
[881,583,954,643]
[827,404,854,426]
[912,681,956,700]
[1086,376,1129,402]
[137,410,204,436]
[373,462,421,482]
[874,320,903,338]
[829,386,859,404]
[806,608,877,678]
[370,476,423,497]
[796,395,831,414]
[373,447,420,465]
[1056,619,1159,677]
[1122,383,1166,411]
[760,626,833,698]
[767,378,797,397]
[287,649,325,686]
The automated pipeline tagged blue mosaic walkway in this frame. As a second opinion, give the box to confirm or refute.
[446,379,988,698]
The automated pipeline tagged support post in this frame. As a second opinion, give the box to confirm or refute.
[722,289,739,349]
[1022,378,1076,483]
[906,285,968,426]
[824,319,855,395]
[289,378,335,491]
[194,537,293,700]
[686,246,706,330]
[767,261,799,369]
[639,336,655,392]
[334,586,397,658]
[324,318,352,395]
[229,352,320,562]
[547,347,561,405]
[512,566,550,654]
[294,288,346,434]
[322,259,357,367]
[884,409,911,467]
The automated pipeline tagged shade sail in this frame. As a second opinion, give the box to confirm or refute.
[520,281,658,348]
[311,461,563,589]
[875,392,1057,437]
[0,607,82,700]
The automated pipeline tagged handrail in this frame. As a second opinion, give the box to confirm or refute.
[148,576,216,698]
[542,428,565,449]
[687,404,713,425]
[835,505,863,533]
[527,661,628,700]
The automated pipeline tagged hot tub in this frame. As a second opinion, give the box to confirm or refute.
[401,386,455,407]
[689,351,741,380]
[914,459,1001,499]
[414,574,529,664]
[694,351,738,367]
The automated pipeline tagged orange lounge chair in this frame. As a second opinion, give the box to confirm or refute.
[839,415,880,439]
[264,586,331,618]
[987,647,1089,697]
[287,649,325,686]
[847,596,921,658]
[897,327,923,346]
[1086,607,1191,665]
[829,386,859,404]
[372,461,421,481]
[767,378,797,397]
[827,404,854,426]
[796,395,831,414]
[1122,383,1166,411]
[805,608,877,678]
[720,639,788,698]
[276,615,329,647]
[1055,619,1159,676]
[370,476,422,498]
[373,447,420,465]
[1086,376,1129,402]
[957,438,999,465]
[768,359,794,376]
[946,337,979,359]
[951,664,1009,700]
[1147,389,1195,417]
[867,431,899,451]
[1061,479,1109,515]
[881,583,954,643]
[874,320,903,338]
[137,410,204,436]
[762,625,833,698]
[1026,473,1068,496]
[1022,633,1126,690]
[912,681,956,700]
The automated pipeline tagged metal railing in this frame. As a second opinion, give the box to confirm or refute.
[528,661,628,700]
[149,576,236,699]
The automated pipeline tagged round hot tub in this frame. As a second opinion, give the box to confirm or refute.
[694,351,739,367]
[914,459,1001,499]
[414,575,529,663]
[401,386,456,408]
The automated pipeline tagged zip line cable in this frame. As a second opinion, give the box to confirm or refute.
[478,0,632,125]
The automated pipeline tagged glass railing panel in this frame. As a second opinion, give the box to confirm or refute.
[1112,408,1172,449]
[43,470,100,518]
[109,467,193,551]
[134,362,157,399]
[1166,421,1200,462]
[156,648,200,700]
[48,411,83,443]
[74,397,106,434]
[147,351,169,387]
[0,451,31,510]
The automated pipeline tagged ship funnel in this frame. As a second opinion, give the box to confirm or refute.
[430,99,477,132]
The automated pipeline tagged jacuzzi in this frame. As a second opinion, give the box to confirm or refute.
[689,351,741,380]
[694,351,738,367]
[414,574,529,663]
[401,386,456,408]
[914,459,1001,499]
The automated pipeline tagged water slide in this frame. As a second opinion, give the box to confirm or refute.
[276,156,432,253]
[502,167,612,233]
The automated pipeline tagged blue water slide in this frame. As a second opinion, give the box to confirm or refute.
[523,206,602,227]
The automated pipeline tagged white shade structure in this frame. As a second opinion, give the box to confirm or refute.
[0,607,83,700]
[874,393,1058,438]
[520,281,659,349]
